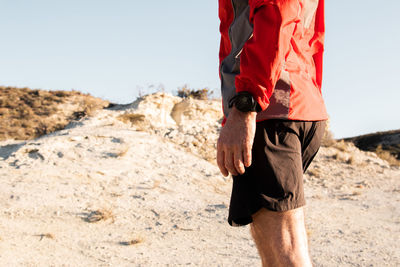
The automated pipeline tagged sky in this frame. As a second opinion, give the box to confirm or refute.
[0,0,399,138]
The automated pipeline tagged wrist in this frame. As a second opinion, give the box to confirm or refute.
[229,91,261,113]
[230,106,257,120]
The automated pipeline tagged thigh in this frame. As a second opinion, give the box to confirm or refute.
[228,120,305,226]
[251,206,306,231]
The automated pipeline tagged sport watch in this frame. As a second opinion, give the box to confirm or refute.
[228,92,260,113]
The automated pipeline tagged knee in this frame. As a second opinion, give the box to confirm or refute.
[250,208,309,260]
[250,220,296,252]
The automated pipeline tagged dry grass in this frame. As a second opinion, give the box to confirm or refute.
[321,118,336,147]
[329,141,363,165]
[35,233,55,241]
[321,129,336,147]
[346,156,355,165]
[84,209,115,223]
[0,86,109,141]
[177,85,212,100]
[330,139,400,166]
[322,122,400,166]
[152,180,161,189]
[343,129,400,166]
[375,145,400,167]
[119,237,144,246]
[106,146,130,158]
[306,229,313,238]
[332,152,346,161]
[332,140,349,152]
[117,113,149,131]
[116,146,130,157]
[306,168,321,178]
[117,113,146,124]
[330,151,360,166]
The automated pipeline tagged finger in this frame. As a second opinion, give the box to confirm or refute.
[217,145,229,177]
[243,142,252,168]
[234,146,245,174]
[225,150,238,176]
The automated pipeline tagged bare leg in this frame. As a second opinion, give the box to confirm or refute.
[250,207,312,267]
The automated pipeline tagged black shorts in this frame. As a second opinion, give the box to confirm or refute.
[228,119,326,227]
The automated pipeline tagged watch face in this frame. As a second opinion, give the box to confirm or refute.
[228,92,257,112]
[236,95,254,112]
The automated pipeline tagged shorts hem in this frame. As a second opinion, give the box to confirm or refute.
[228,200,306,227]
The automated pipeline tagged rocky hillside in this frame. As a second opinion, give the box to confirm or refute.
[1,86,399,167]
[0,86,109,141]
[343,130,400,164]
[111,92,222,162]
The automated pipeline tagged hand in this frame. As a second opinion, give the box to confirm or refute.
[217,107,257,176]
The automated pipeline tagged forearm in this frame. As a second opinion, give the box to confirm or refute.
[235,0,300,111]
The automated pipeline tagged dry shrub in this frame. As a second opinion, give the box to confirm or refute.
[331,149,362,166]
[119,237,144,246]
[321,129,336,147]
[321,118,336,147]
[53,90,71,98]
[177,85,212,100]
[306,229,313,238]
[116,146,129,157]
[117,113,149,131]
[78,95,108,117]
[117,113,146,124]
[333,140,349,152]
[152,180,161,189]
[306,168,321,178]
[346,156,355,165]
[84,209,115,223]
[375,145,400,166]
[35,233,55,241]
[332,151,349,163]
[42,233,55,239]
[127,238,143,245]
[0,86,108,141]
[342,129,400,164]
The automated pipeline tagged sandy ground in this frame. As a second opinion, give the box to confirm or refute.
[0,109,399,266]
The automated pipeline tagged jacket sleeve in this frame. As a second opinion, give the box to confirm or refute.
[235,0,300,111]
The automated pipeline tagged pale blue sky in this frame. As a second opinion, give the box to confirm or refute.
[0,0,399,138]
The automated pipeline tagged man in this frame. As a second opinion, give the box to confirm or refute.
[217,0,328,266]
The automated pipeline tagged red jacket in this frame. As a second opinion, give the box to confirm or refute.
[219,0,328,122]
